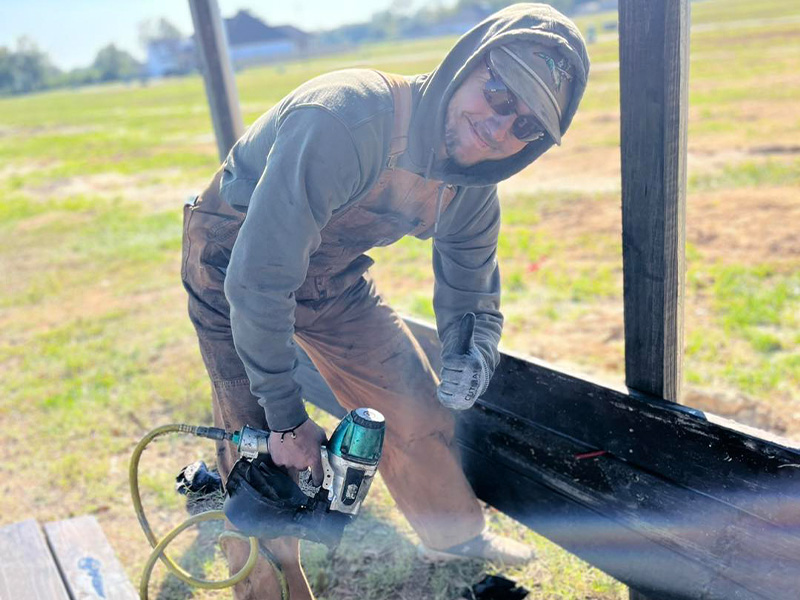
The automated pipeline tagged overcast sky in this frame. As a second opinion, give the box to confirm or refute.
[1,0,453,70]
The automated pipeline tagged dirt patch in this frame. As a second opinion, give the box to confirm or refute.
[688,186,800,264]
[693,17,800,39]
[748,145,800,156]
[23,170,203,212]
[500,139,800,198]
[0,161,58,178]
[499,144,622,196]
[13,210,95,233]
[687,145,800,171]
[500,133,800,267]
[503,179,800,269]
[24,124,104,137]
[683,386,800,435]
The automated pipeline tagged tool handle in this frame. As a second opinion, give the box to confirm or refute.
[455,312,476,355]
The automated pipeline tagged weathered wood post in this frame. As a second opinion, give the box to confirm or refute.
[188,0,244,161]
[619,0,690,598]
[619,0,689,403]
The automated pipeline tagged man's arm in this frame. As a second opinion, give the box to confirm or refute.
[432,185,503,406]
[224,107,361,433]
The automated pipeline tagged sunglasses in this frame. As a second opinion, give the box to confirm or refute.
[483,57,546,143]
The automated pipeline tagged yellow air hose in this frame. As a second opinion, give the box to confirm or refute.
[129,424,289,599]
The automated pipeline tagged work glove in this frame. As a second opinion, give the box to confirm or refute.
[437,313,491,410]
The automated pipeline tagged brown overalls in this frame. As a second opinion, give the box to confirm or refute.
[181,72,484,599]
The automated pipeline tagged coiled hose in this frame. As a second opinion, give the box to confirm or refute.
[129,424,289,599]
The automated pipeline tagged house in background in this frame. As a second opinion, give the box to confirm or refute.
[224,10,310,68]
[145,38,196,78]
[145,10,310,77]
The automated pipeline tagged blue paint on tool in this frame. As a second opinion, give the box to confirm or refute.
[78,556,106,598]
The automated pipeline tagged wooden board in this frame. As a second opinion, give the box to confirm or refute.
[460,406,798,599]
[0,519,69,600]
[44,516,138,600]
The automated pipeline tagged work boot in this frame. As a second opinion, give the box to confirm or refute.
[417,530,536,566]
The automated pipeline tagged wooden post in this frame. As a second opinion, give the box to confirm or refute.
[188,0,244,162]
[619,1,689,598]
[619,0,689,403]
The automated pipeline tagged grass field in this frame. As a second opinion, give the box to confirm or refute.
[1,0,799,598]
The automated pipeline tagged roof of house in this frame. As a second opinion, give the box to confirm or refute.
[224,10,309,46]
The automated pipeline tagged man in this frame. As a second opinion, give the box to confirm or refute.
[182,3,589,598]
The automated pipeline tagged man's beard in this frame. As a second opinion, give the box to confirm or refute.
[443,118,469,167]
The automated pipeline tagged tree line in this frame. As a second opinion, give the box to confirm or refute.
[0,37,142,96]
[321,0,583,45]
[0,18,184,97]
[2,0,590,97]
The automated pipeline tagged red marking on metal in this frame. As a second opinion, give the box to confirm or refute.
[574,450,608,460]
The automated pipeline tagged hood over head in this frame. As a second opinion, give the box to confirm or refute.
[404,3,590,187]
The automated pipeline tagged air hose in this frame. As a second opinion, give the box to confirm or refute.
[129,424,289,599]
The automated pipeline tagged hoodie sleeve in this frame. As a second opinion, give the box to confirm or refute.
[224,107,361,431]
[433,185,503,372]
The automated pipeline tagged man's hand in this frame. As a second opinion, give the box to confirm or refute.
[267,418,327,485]
[437,313,491,410]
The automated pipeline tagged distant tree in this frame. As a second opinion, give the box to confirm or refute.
[138,18,184,49]
[0,37,60,96]
[0,48,13,93]
[59,66,102,87]
[453,0,577,14]
[320,0,584,48]
[92,44,141,82]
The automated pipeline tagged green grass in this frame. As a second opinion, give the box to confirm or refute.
[713,265,799,334]
[685,263,800,396]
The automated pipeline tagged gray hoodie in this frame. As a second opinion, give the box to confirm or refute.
[220,3,590,431]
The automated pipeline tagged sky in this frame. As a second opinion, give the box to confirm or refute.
[1,0,452,70]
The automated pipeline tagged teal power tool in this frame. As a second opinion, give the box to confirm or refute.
[130,408,385,599]
[224,408,386,546]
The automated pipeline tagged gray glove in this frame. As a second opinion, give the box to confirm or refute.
[437,313,491,410]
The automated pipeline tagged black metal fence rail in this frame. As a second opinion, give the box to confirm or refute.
[407,320,800,600]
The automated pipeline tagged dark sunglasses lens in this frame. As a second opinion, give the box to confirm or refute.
[512,114,544,142]
[483,84,515,116]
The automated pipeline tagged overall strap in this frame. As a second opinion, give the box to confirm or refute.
[373,70,413,169]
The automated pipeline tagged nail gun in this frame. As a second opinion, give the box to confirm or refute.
[130,409,385,598]
[223,408,386,547]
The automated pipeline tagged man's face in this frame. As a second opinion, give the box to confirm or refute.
[441,62,534,167]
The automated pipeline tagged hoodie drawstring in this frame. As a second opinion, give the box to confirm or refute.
[424,149,446,235]
[424,149,435,180]
[434,184,445,235]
